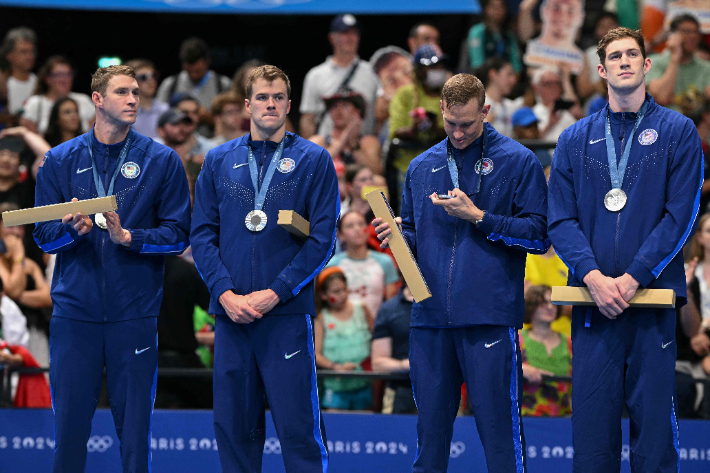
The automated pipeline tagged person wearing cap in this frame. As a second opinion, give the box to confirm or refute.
[375,73,549,472]
[309,90,381,177]
[511,107,552,168]
[299,14,379,139]
[388,43,450,209]
[548,27,703,472]
[191,65,338,473]
[33,65,191,473]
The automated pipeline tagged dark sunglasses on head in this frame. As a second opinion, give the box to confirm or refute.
[136,72,159,82]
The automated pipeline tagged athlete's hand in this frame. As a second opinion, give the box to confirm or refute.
[583,270,628,319]
[219,291,263,324]
[61,198,93,235]
[430,189,484,223]
[372,216,402,249]
[104,211,131,247]
[246,289,280,315]
[522,363,553,384]
[614,273,640,303]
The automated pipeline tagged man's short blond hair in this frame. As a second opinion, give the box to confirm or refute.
[245,65,291,100]
[91,65,136,97]
[441,73,486,110]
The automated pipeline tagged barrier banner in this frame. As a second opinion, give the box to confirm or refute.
[1,409,710,472]
[0,0,481,14]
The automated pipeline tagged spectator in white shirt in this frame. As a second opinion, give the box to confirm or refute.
[0,27,37,116]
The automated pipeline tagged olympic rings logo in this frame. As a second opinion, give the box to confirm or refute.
[87,436,113,453]
[263,437,282,455]
[449,441,466,458]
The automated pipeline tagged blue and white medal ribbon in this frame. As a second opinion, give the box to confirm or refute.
[245,137,285,231]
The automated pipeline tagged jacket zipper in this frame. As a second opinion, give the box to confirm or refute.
[446,220,459,325]
[614,213,621,277]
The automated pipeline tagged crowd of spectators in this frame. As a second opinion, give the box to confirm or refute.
[2,2,710,419]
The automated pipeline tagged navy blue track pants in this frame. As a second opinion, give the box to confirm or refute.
[49,316,158,473]
[571,307,680,473]
[410,325,526,473]
[213,313,328,473]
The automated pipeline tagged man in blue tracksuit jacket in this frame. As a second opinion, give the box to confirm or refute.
[376,73,549,473]
[33,66,191,473]
[548,28,703,472]
[191,66,338,473]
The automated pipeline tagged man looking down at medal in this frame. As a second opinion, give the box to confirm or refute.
[373,73,549,473]
[191,65,338,473]
[548,27,703,472]
[32,65,191,473]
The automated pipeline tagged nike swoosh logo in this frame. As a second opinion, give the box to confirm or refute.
[484,339,503,348]
[233,163,248,169]
[432,166,446,173]
[284,350,301,359]
[135,347,150,355]
[589,138,605,144]
[662,340,674,349]
[77,167,93,174]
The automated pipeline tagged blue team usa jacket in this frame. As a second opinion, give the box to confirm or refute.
[33,131,191,323]
[190,132,339,317]
[401,123,550,328]
[548,95,703,303]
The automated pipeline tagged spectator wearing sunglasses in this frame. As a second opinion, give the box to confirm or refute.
[126,59,168,139]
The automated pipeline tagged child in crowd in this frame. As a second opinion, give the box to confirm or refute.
[314,267,374,411]
[519,285,572,417]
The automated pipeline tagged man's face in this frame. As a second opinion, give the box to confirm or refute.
[329,100,359,128]
[183,58,209,83]
[93,75,139,126]
[676,20,701,54]
[6,40,35,73]
[159,121,190,146]
[177,100,199,134]
[493,63,518,96]
[598,38,651,93]
[409,25,440,53]
[441,98,489,149]
[135,67,158,99]
[378,55,413,98]
[542,0,584,40]
[0,150,20,179]
[218,103,242,132]
[329,28,360,56]
[484,0,507,25]
[245,78,291,136]
[534,71,563,104]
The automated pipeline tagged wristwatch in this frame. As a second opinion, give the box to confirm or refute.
[474,212,485,227]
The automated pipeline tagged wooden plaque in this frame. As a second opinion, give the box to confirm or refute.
[2,196,118,227]
[366,190,431,302]
[278,210,310,238]
[551,286,676,308]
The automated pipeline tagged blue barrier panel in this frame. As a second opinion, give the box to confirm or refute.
[1,409,710,472]
[0,0,481,14]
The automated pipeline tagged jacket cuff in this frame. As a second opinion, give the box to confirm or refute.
[625,260,655,288]
[475,211,499,236]
[128,229,145,252]
[575,258,600,282]
[269,277,293,303]
[211,277,235,300]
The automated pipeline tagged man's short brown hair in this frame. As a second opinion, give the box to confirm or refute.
[91,65,136,97]
[441,73,485,110]
[597,27,646,66]
[211,92,242,116]
[245,65,291,100]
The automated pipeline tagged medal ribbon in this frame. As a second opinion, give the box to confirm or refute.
[604,100,648,191]
[446,125,488,194]
[247,136,286,212]
[86,126,134,198]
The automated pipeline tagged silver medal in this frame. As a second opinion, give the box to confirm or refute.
[604,188,627,212]
[94,213,108,230]
[245,210,267,232]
